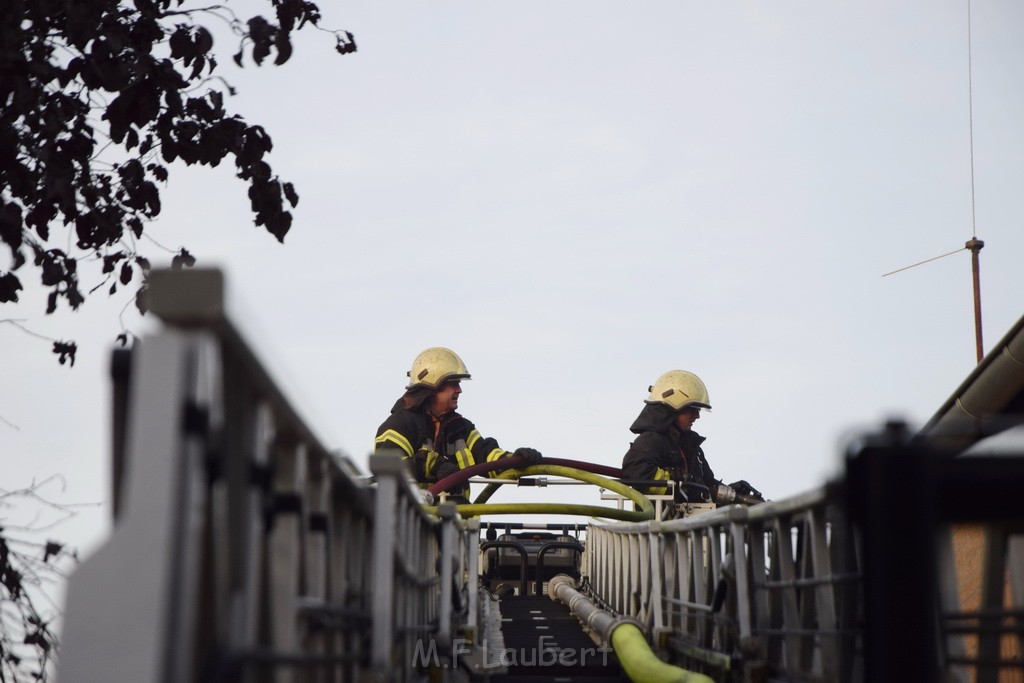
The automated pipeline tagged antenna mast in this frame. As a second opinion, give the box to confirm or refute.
[881,0,986,364]
[967,237,984,363]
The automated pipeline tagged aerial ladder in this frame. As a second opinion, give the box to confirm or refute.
[58,269,1024,682]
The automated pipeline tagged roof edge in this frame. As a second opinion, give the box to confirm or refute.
[916,313,1024,455]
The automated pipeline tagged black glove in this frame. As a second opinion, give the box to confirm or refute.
[433,460,466,496]
[670,468,691,483]
[667,470,712,502]
[513,447,543,463]
[434,460,459,482]
[728,479,763,500]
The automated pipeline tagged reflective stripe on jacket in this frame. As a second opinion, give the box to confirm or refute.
[374,405,514,496]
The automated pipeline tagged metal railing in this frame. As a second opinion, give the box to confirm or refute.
[58,269,475,683]
[368,455,480,680]
[583,427,1024,683]
[585,484,859,682]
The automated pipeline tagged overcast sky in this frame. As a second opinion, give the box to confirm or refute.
[6,0,1024,560]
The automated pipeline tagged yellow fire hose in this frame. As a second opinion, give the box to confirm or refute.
[426,464,655,522]
[548,574,714,683]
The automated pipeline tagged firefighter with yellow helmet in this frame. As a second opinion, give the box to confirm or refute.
[621,370,762,505]
[374,347,542,499]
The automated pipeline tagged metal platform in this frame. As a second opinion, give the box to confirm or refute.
[489,596,626,682]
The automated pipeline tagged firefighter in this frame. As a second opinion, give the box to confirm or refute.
[374,347,543,500]
[621,370,762,505]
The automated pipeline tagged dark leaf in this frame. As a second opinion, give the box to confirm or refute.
[52,340,77,366]
[41,255,62,286]
[118,158,145,185]
[0,272,22,303]
[104,92,131,143]
[274,32,292,65]
[336,31,357,55]
[67,285,85,309]
[142,181,161,216]
[149,164,169,182]
[74,212,101,249]
[248,16,274,66]
[128,216,143,239]
[251,160,272,179]
[102,251,125,274]
[43,541,63,563]
[120,262,132,285]
[283,182,299,207]
[135,286,149,315]
[195,27,213,55]
[0,202,24,252]
[169,26,191,61]
[171,248,196,269]
[276,0,297,31]
[26,205,55,241]
[267,211,292,242]
[190,55,205,80]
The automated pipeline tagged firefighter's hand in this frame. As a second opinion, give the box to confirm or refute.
[434,460,459,482]
[728,480,764,501]
[670,468,691,483]
[513,447,543,463]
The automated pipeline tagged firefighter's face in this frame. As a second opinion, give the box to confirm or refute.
[429,380,462,416]
[675,407,700,431]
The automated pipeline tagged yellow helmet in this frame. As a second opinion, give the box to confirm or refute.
[406,347,472,389]
[645,370,711,411]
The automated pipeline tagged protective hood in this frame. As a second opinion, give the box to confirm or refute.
[629,402,679,434]
[391,386,434,413]
[629,402,707,448]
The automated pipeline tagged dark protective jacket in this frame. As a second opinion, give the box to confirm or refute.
[374,397,515,496]
[620,403,719,498]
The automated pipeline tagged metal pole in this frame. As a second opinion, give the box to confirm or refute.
[966,238,984,363]
[437,504,456,644]
[369,454,400,674]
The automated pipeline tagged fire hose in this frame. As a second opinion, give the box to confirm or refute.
[548,574,714,683]
[423,456,654,522]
